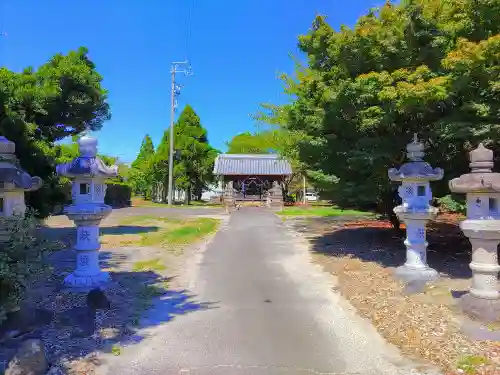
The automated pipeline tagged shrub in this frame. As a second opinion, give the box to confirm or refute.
[436,194,466,214]
[57,182,132,209]
[105,183,132,207]
[0,210,57,324]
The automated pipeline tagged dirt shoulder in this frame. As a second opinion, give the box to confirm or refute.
[282,215,500,375]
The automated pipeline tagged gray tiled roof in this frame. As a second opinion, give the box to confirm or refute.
[213,154,293,176]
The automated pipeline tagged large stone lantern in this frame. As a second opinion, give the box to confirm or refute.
[449,143,500,321]
[388,134,444,283]
[56,135,118,288]
[0,137,42,240]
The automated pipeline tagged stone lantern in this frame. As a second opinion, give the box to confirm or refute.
[449,143,500,321]
[388,134,444,283]
[56,135,118,288]
[223,181,235,213]
[0,137,42,240]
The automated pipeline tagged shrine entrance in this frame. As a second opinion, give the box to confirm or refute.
[233,176,273,202]
[213,154,293,207]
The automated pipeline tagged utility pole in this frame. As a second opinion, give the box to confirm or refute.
[167,61,192,206]
[303,174,307,204]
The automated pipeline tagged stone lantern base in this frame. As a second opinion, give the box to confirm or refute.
[63,204,112,290]
[459,220,500,322]
[394,208,439,285]
[64,271,110,289]
[459,295,500,323]
[394,264,439,283]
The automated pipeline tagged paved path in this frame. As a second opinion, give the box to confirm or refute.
[98,208,437,375]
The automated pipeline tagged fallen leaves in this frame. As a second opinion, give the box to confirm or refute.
[288,215,500,375]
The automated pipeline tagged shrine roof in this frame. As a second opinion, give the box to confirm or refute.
[213,154,293,176]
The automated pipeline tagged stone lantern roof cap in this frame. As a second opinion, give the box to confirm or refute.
[388,134,444,182]
[449,143,500,193]
[56,135,119,178]
[0,136,43,191]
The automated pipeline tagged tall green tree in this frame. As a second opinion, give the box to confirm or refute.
[261,0,500,226]
[131,135,155,169]
[151,105,218,203]
[129,135,155,197]
[0,47,110,216]
[225,131,277,154]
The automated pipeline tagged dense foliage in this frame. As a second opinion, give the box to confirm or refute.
[133,105,218,203]
[0,211,58,323]
[225,131,277,154]
[129,135,155,198]
[260,0,500,222]
[0,47,110,217]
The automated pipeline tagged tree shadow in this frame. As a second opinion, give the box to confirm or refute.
[306,217,474,279]
[36,225,161,249]
[0,249,217,374]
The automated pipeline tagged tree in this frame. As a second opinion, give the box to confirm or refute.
[0,47,110,217]
[225,131,277,154]
[151,105,218,204]
[129,135,155,197]
[261,0,500,226]
[131,135,155,170]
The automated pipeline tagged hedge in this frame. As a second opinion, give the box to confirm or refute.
[56,182,132,211]
[105,183,132,207]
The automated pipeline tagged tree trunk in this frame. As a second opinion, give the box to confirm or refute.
[380,187,401,231]
[184,186,191,205]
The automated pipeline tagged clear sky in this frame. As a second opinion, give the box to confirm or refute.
[1,0,382,163]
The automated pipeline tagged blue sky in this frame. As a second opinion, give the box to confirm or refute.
[1,0,382,163]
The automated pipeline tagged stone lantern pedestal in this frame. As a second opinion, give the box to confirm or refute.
[388,134,443,284]
[393,206,439,282]
[63,203,113,287]
[56,135,118,289]
[450,144,500,322]
[223,181,235,214]
[268,181,284,211]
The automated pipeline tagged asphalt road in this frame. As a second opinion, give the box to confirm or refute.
[98,208,437,375]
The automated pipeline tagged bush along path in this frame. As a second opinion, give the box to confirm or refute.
[0,210,226,375]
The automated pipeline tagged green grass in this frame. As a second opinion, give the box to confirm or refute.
[111,344,122,356]
[162,218,219,244]
[131,196,222,208]
[132,258,167,272]
[277,206,375,217]
[456,355,490,374]
[118,216,220,249]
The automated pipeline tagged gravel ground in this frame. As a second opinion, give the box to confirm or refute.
[0,208,227,375]
[282,216,500,375]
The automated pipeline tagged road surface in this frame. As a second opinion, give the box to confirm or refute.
[97,208,438,375]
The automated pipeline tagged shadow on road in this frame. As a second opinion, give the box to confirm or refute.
[0,247,217,374]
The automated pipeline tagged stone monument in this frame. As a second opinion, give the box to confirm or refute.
[388,134,444,283]
[449,143,500,322]
[268,181,284,211]
[223,181,235,213]
[0,137,42,241]
[56,135,119,288]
